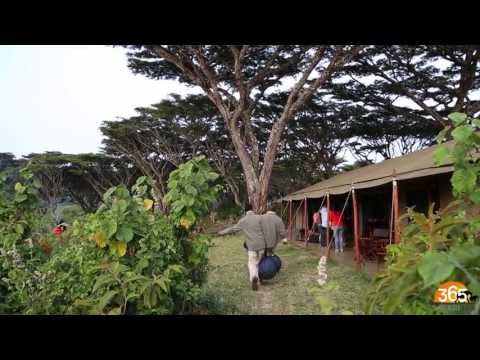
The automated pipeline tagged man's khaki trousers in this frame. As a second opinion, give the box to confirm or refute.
[247,248,273,282]
[247,250,262,282]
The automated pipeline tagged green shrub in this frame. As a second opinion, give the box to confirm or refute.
[366,113,480,315]
[0,158,221,315]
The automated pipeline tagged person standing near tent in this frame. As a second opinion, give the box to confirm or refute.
[312,210,321,243]
[329,206,345,253]
[319,205,329,247]
[218,205,267,291]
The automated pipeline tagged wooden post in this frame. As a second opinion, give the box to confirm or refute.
[304,197,308,242]
[389,184,395,245]
[393,179,401,244]
[352,187,361,271]
[326,192,331,258]
[288,200,292,241]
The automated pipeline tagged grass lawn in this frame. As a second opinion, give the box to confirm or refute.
[200,233,374,315]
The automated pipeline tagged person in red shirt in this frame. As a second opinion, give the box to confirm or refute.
[52,223,67,237]
[53,226,64,237]
[329,206,345,253]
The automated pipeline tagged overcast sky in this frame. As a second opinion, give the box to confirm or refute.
[0,45,195,158]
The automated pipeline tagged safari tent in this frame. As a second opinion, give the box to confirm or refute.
[280,140,457,270]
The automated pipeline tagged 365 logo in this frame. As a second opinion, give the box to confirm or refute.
[434,281,478,304]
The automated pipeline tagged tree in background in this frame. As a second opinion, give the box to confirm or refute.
[332,45,480,160]
[16,152,139,213]
[0,153,25,191]
[62,153,140,211]
[24,152,67,217]
[101,95,246,210]
[124,45,364,212]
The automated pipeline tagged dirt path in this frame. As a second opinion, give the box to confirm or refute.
[202,234,372,315]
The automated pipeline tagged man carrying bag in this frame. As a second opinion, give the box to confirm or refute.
[218,205,267,291]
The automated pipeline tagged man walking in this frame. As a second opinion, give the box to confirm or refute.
[218,206,266,291]
[260,207,286,252]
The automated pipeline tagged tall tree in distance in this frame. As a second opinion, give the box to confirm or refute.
[101,94,246,210]
[24,152,67,214]
[124,45,364,212]
[336,45,480,128]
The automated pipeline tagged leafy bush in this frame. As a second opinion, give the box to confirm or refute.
[1,158,221,315]
[164,156,222,230]
[366,113,480,315]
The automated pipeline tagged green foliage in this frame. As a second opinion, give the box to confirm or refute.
[164,156,222,230]
[1,158,220,315]
[57,204,84,225]
[0,168,42,248]
[366,113,480,315]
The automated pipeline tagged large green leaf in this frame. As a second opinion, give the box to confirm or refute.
[116,225,134,243]
[184,184,198,196]
[448,112,467,126]
[452,125,474,144]
[105,219,118,239]
[143,199,154,211]
[434,146,450,166]
[14,182,26,194]
[205,171,219,181]
[15,194,28,203]
[112,199,128,214]
[417,252,455,288]
[115,187,130,199]
[451,168,477,194]
[470,189,480,204]
[449,244,480,265]
[184,196,195,207]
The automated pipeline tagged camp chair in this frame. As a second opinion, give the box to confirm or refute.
[372,228,389,261]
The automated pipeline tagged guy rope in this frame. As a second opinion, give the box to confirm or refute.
[324,188,353,254]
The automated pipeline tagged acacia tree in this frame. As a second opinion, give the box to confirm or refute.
[100,117,176,211]
[102,95,246,209]
[154,95,246,208]
[24,152,67,213]
[336,45,480,128]
[346,111,439,161]
[63,153,140,210]
[125,45,364,212]
[0,153,24,190]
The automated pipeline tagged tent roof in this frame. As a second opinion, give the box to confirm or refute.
[282,141,456,201]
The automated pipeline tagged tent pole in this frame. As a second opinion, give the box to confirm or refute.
[389,184,395,245]
[326,192,331,258]
[288,200,292,242]
[352,187,361,271]
[393,179,401,244]
[304,197,308,243]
